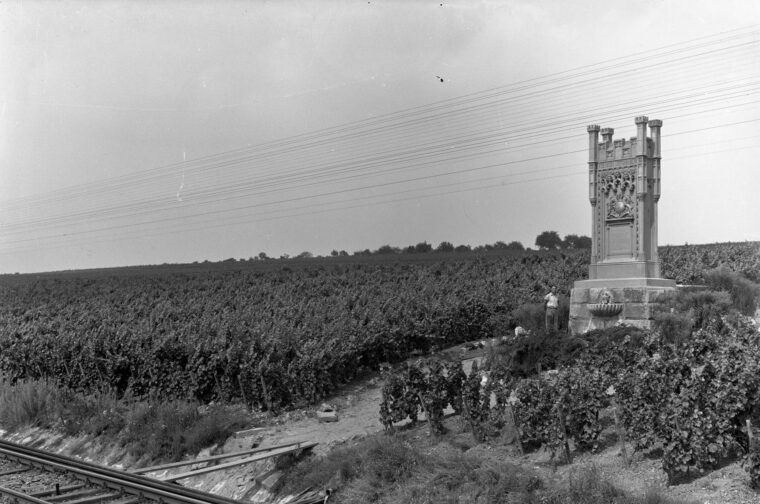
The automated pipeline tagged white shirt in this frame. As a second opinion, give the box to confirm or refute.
[544,292,558,308]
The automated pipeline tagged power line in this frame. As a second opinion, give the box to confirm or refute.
[3,28,757,208]
[1,26,758,265]
[4,85,757,233]
[3,115,758,253]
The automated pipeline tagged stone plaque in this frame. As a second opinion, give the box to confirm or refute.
[606,223,633,258]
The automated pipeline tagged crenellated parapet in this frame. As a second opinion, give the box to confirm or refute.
[591,134,655,162]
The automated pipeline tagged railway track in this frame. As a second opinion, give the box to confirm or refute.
[0,439,247,504]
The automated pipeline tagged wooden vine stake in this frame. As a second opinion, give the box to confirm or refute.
[506,402,524,455]
[608,385,629,466]
[748,418,755,448]
[416,392,438,438]
[461,392,483,443]
[556,393,572,464]
[557,408,572,464]
[259,372,273,413]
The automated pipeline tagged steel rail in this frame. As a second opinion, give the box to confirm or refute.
[0,484,51,504]
[0,439,249,504]
[132,439,308,474]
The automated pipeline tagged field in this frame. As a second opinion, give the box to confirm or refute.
[1,241,759,502]
[0,242,758,410]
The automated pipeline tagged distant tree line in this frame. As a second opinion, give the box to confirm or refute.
[345,240,527,258]
[248,231,589,261]
[535,231,592,251]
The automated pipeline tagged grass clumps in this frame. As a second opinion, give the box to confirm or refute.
[275,437,421,499]
[0,376,251,462]
[279,436,542,503]
[277,432,695,504]
[0,378,60,430]
[538,465,694,504]
[121,401,249,461]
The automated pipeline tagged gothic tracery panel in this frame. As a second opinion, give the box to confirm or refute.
[600,169,635,220]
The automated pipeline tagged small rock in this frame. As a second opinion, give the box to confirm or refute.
[260,470,283,490]
[317,409,338,423]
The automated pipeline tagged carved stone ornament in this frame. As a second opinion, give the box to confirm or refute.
[587,288,623,317]
[598,289,613,304]
[601,170,635,220]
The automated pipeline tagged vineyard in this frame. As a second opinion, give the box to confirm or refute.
[659,242,760,284]
[0,241,757,414]
[380,314,760,488]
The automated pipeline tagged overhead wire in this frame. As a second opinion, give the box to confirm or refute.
[1,26,758,259]
[3,27,757,209]
[3,136,757,258]
[4,79,757,233]
[3,114,757,254]
[2,96,757,249]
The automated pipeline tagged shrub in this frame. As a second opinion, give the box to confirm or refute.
[511,302,546,332]
[58,390,126,437]
[319,437,423,503]
[182,404,250,456]
[704,267,760,316]
[120,401,249,461]
[575,326,648,378]
[652,311,693,346]
[273,441,365,495]
[278,435,543,504]
[379,358,464,436]
[539,465,693,503]
[0,376,251,463]
[674,289,733,329]
[508,331,585,378]
[0,378,61,430]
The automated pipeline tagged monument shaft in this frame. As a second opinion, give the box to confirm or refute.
[569,117,676,334]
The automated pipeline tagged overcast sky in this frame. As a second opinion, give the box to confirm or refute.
[1,0,758,273]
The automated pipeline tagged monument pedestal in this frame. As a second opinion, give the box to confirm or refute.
[569,277,676,334]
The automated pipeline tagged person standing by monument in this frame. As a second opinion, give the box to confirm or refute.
[544,286,559,332]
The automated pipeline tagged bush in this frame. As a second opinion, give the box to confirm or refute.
[379,358,464,436]
[0,378,61,430]
[704,267,760,316]
[511,302,546,332]
[278,435,543,503]
[539,465,693,503]
[675,289,733,329]
[0,377,251,464]
[121,401,249,461]
[652,312,693,346]
[508,331,585,378]
[280,437,423,502]
[58,390,125,437]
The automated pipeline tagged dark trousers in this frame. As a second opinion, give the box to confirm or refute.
[545,307,558,331]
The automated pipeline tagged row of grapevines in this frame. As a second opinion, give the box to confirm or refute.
[379,357,465,436]
[613,316,760,484]
[383,312,760,486]
[0,241,755,410]
[0,255,584,408]
[659,241,760,284]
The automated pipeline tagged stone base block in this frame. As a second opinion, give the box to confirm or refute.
[569,277,676,335]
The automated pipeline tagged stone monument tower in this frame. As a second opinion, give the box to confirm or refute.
[569,116,676,334]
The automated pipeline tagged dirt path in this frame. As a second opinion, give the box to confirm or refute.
[258,356,484,457]
[257,376,384,457]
